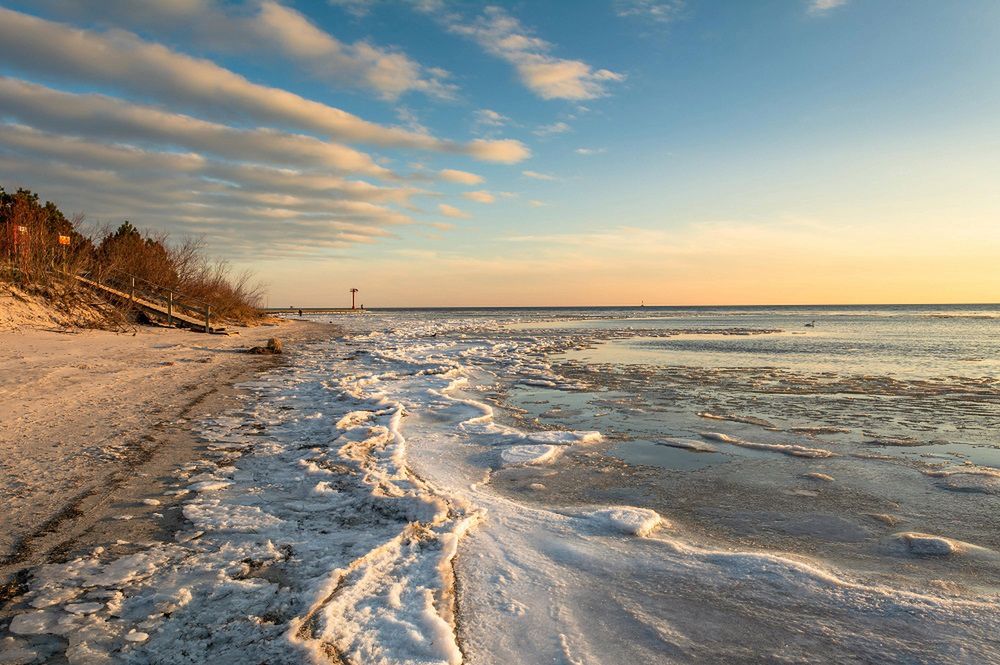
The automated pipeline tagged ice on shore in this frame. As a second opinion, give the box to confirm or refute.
[658,437,717,453]
[923,466,1000,494]
[699,431,835,458]
[891,532,996,558]
[501,444,563,467]
[697,411,777,429]
[9,312,1000,665]
[584,506,666,537]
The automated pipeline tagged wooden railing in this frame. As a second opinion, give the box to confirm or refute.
[75,269,214,332]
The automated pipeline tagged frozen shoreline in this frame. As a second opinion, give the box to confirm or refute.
[2,310,999,663]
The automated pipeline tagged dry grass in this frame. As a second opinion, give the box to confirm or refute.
[2,186,265,327]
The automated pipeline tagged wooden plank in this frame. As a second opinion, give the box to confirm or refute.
[73,274,211,330]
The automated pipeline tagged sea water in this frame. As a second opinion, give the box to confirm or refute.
[6,304,998,663]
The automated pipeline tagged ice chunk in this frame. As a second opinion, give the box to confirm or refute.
[337,410,374,429]
[188,480,231,492]
[64,602,103,615]
[0,637,37,664]
[895,532,959,556]
[658,438,717,453]
[8,611,58,636]
[500,444,562,467]
[697,412,777,429]
[29,586,80,608]
[699,432,835,458]
[923,466,1000,494]
[891,532,995,558]
[585,507,666,537]
[525,430,602,445]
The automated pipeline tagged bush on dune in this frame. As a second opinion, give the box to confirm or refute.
[1,185,265,326]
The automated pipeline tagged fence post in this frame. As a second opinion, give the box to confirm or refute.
[167,291,174,326]
[204,305,211,333]
[130,276,135,303]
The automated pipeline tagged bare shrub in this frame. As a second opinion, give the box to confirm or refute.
[2,185,265,326]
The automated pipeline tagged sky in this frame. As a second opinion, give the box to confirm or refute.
[0,0,998,307]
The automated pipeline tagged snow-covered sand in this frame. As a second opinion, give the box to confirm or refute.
[0,321,321,579]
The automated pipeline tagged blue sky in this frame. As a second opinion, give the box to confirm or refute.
[1,1,998,305]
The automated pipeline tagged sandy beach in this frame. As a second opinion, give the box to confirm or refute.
[0,320,331,596]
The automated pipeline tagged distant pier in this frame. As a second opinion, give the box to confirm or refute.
[262,307,364,315]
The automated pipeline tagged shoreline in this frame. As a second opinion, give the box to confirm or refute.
[0,319,334,599]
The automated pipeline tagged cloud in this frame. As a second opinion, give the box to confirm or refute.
[0,7,527,162]
[475,109,510,127]
[329,0,379,18]
[20,0,455,100]
[0,122,423,204]
[438,203,471,219]
[462,139,531,164]
[252,1,456,100]
[808,0,849,14]
[463,191,496,204]
[614,0,685,23]
[472,108,513,138]
[522,170,558,181]
[0,150,412,258]
[439,169,485,185]
[0,78,392,177]
[422,5,624,100]
[528,200,546,207]
[575,147,607,155]
[533,121,571,137]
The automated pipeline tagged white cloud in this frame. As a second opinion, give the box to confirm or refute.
[0,122,421,204]
[0,151,412,258]
[0,78,392,177]
[439,169,485,185]
[438,203,471,219]
[808,0,849,14]
[528,200,546,207]
[462,139,531,164]
[21,0,455,100]
[533,121,571,137]
[0,7,527,162]
[463,191,496,204]
[254,1,456,100]
[475,109,510,127]
[329,0,379,18]
[421,5,624,100]
[522,170,558,181]
[614,0,685,23]
[575,147,607,155]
